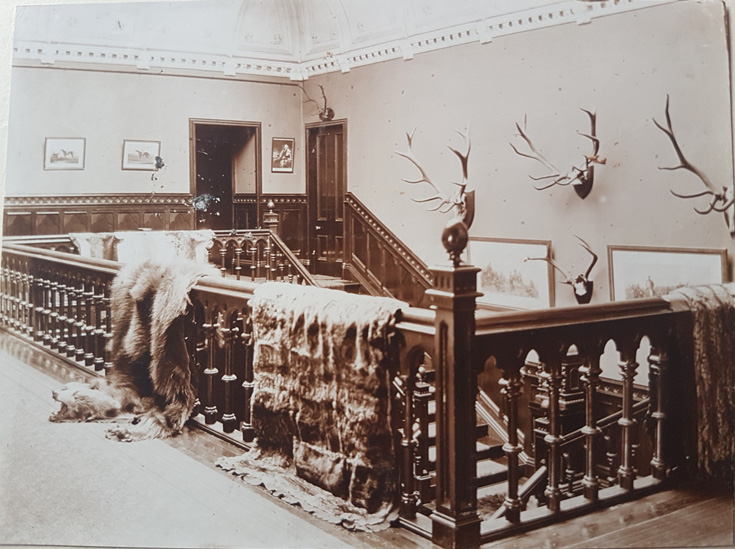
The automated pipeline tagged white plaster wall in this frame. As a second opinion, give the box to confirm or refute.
[4,67,303,196]
[311,1,734,305]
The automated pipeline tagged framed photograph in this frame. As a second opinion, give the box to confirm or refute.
[44,137,85,170]
[122,140,160,170]
[271,137,294,173]
[468,237,554,310]
[608,245,728,301]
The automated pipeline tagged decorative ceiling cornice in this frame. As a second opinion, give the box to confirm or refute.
[12,0,672,81]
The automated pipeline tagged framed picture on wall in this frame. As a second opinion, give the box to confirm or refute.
[44,137,86,170]
[271,137,294,173]
[608,245,728,301]
[468,237,554,310]
[122,140,160,170]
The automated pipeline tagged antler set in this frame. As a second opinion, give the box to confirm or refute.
[525,235,598,304]
[395,127,475,229]
[654,95,734,235]
[299,84,335,121]
[511,109,606,199]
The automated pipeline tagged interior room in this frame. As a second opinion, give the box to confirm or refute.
[1,1,733,548]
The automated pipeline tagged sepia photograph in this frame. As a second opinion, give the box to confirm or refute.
[1,1,734,549]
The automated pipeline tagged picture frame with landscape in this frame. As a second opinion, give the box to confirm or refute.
[608,245,728,301]
[468,237,554,310]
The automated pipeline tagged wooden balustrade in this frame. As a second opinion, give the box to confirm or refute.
[1,237,713,548]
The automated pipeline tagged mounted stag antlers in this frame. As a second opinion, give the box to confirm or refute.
[525,235,598,304]
[653,94,734,238]
[396,127,475,265]
[298,84,335,121]
[395,126,475,228]
[510,109,606,199]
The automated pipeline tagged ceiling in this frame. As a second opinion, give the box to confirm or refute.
[11,0,665,80]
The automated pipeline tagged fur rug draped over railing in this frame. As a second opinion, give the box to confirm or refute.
[69,230,214,263]
[669,284,735,479]
[218,282,403,529]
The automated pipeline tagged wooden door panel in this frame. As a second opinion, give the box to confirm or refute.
[309,123,345,278]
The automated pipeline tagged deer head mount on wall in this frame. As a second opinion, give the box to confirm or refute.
[396,126,474,265]
[511,109,605,200]
[653,94,734,239]
[299,84,335,121]
[524,235,598,304]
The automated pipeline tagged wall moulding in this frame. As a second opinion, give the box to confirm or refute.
[12,1,672,81]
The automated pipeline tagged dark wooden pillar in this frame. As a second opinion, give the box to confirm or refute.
[426,263,482,549]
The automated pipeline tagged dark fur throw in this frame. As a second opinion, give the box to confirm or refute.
[50,260,217,441]
[247,282,403,514]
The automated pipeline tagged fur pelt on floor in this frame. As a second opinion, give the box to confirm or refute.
[246,282,403,515]
[50,259,218,441]
[669,284,735,479]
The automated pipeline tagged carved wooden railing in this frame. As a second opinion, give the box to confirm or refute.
[209,229,317,287]
[344,193,433,306]
[0,237,710,548]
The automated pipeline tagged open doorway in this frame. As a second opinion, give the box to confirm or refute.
[190,120,260,231]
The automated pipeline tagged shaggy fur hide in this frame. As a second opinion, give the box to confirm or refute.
[247,282,403,514]
[669,284,735,478]
[50,260,218,441]
[70,232,119,261]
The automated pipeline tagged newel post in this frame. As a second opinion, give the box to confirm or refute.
[425,220,482,549]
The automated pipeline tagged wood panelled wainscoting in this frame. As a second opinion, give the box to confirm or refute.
[2,236,725,548]
[3,195,196,236]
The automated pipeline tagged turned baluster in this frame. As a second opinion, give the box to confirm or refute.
[40,276,52,345]
[579,351,603,502]
[648,343,669,479]
[103,284,113,373]
[56,279,70,354]
[541,352,565,512]
[83,280,95,366]
[617,343,640,490]
[219,241,228,278]
[93,281,106,371]
[264,239,273,281]
[240,313,255,442]
[74,280,88,362]
[23,271,35,337]
[66,280,79,359]
[49,279,61,348]
[249,242,257,282]
[0,265,7,326]
[499,366,524,523]
[414,364,433,504]
[201,308,220,424]
[219,312,239,433]
[396,374,418,518]
[234,245,243,281]
[10,267,20,330]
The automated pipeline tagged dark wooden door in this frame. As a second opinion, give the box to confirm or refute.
[307,122,345,277]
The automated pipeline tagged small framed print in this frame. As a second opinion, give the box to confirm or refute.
[122,140,160,170]
[271,138,294,173]
[44,137,85,170]
[608,245,728,301]
[468,237,555,310]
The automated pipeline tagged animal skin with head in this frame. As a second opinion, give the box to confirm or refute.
[49,260,217,441]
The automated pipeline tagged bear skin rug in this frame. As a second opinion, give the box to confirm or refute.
[49,259,217,441]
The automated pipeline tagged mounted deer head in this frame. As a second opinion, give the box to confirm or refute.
[511,109,606,199]
[396,126,474,265]
[653,94,734,239]
[299,84,335,121]
[525,235,598,304]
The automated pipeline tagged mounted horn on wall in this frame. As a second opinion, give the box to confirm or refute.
[396,126,474,265]
[524,235,598,304]
[511,109,605,199]
[299,84,335,121]
[653,94,734,239]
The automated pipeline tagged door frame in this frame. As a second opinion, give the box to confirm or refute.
[189,118,262,227]
[305,118,348,275]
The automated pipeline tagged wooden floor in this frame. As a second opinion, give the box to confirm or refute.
[0,331,732,549]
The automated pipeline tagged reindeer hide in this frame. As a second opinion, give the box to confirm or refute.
[247,282,403,515]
